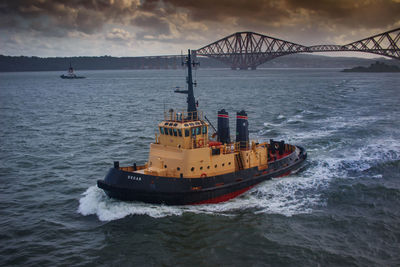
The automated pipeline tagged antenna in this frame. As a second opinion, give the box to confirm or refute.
[174,50,199,114]
[185,49,198,113]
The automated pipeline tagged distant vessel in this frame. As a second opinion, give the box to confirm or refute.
[60,63,85,79]
[97,50,307,205]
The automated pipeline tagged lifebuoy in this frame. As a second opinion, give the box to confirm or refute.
[201,173,207,178]
[197,138,204,147]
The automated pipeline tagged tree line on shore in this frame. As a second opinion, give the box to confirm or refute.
[0,54,398,72]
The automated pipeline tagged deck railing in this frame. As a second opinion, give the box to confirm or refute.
[164,110,203,122]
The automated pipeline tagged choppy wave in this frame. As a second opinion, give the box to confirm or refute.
[78,159,331,221]
[78,175,324,221]
[79,123,400,222]
[3,68,400,266]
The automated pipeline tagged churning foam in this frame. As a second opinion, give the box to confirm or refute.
[78,138,399,222]
[78,186,184,221]
[78,165,329,221]
[78,112,400,222]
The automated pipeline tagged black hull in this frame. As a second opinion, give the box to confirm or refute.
[98,147,307,205]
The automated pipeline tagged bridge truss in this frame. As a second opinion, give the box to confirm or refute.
[195,28,400,69]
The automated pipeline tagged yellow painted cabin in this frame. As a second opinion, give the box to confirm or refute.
[132,110,269,178]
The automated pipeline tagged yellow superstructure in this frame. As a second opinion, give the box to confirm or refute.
[137,110,269,178]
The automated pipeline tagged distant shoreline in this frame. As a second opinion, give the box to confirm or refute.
[342,61,400,72]
[1,54,399,72]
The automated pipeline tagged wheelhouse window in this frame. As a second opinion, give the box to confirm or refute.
[173,128,178,136]
[202,126,207,134]
[191,127,196,136]
[185,129,190,137]
[165,128,169,135]
[196,127,201,135]
[178,129,182,137]
[168,128,173,135]
[160,127,164,134]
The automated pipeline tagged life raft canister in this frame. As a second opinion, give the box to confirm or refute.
[208,141,222,147]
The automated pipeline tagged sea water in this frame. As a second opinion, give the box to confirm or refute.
[0,68,399,266]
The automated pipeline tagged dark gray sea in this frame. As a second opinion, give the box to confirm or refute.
[1,68,399,266]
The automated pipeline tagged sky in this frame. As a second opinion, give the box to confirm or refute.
[1,0,399,57]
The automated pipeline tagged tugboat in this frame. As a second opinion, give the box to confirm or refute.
[97,50,307,205]
[60,63,85,79]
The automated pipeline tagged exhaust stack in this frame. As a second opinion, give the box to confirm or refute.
[236,110,249,149]
[217,109,230,144]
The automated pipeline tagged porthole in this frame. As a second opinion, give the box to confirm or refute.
[177,167,180,171]
[164,165,167,168]
[215,164,217,168]
[191,167,195,171]
[200,166,203,170]
[222,163,225,167]
[228,162,231,165]
[207,166,210,169]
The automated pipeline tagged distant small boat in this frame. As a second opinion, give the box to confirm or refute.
[174,86,188,94]
[60,63,85,79]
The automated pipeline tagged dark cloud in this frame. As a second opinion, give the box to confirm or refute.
[140,0,400,30]
[284,0,400,28]
[0,0,139,35]
[2,0,399,37]
[0,0,399,55]
[131,14,171,36]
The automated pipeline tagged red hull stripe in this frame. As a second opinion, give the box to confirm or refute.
[191,169,296,205]
[277,171,292,178]
[192,185,255,205]
[236,115,248,119]
[218,114,229,118]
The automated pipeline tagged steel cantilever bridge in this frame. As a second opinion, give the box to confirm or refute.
[195,28,400,69]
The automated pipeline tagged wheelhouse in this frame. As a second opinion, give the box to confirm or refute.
[157,110,209,149]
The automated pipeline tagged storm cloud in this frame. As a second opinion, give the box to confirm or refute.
[1,0,399,56]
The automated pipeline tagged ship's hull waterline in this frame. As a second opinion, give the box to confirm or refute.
[98,146,307,205]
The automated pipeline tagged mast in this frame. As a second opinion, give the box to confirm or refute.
[68,62,73,74]
[185,49,197,113]
[174,49,199,118]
